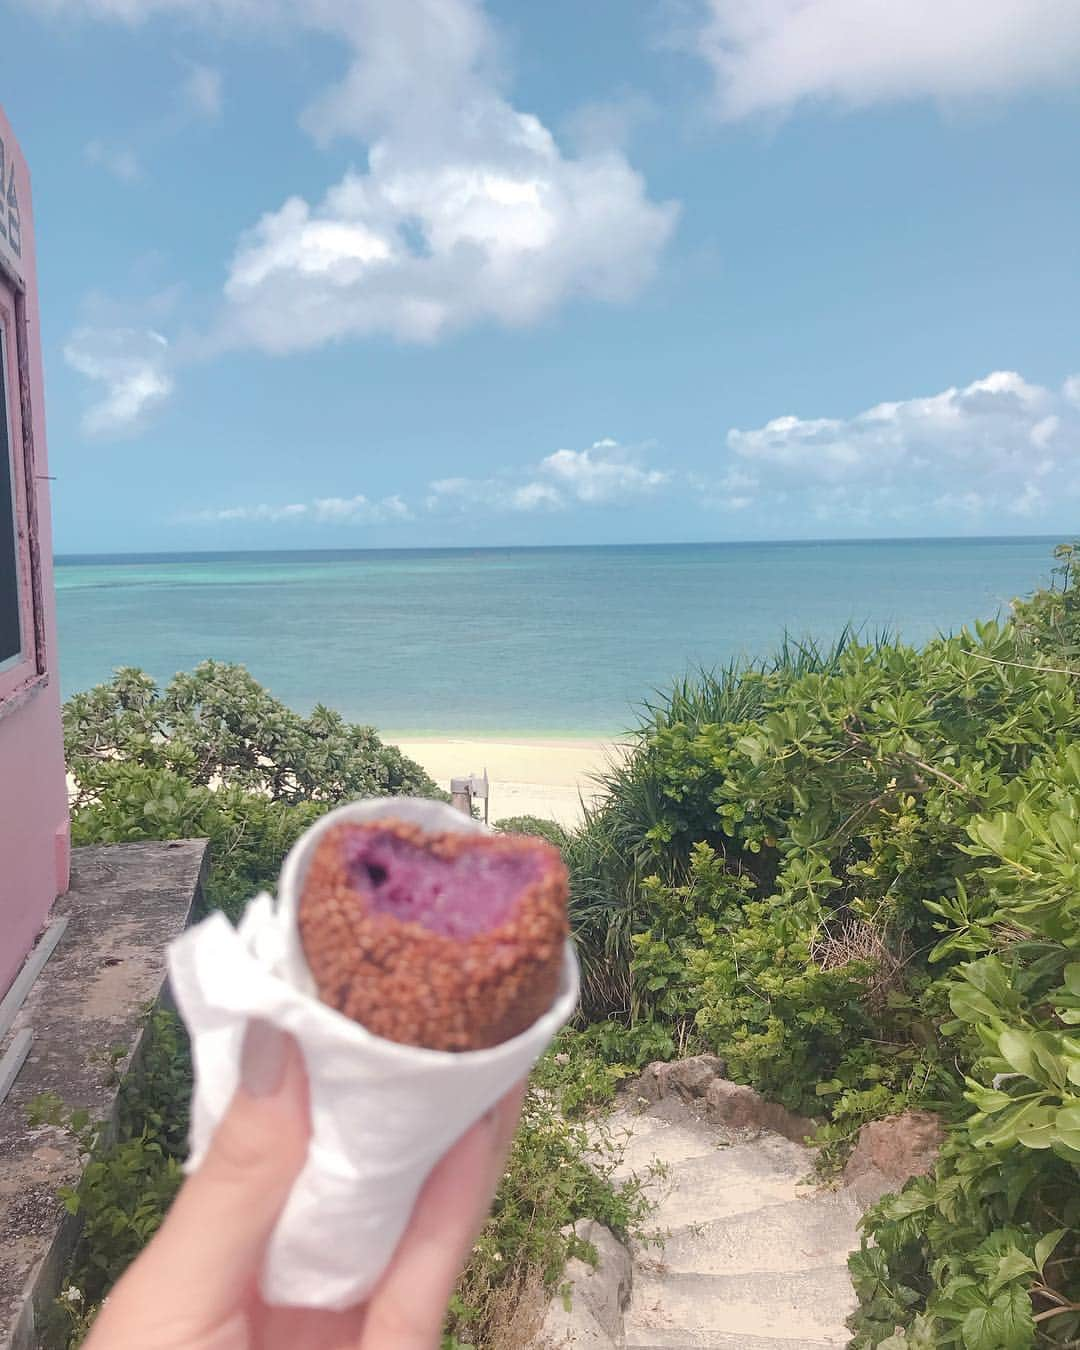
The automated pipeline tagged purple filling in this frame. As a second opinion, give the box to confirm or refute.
[340,829,544,939]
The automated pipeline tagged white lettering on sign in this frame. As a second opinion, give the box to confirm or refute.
[0,135,22,264]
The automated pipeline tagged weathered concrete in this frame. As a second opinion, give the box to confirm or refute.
[0,839,209,1350]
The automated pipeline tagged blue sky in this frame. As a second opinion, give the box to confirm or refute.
[2,0,1079,552]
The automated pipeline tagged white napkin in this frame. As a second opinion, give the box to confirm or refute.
[167,797,580,1309]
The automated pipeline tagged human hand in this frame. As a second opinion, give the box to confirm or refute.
[84,1020,526,1350]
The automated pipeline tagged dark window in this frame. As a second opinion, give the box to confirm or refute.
[0,328,22,668]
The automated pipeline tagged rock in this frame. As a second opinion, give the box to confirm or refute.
[703,1078,816,1145]
[634,1059,815,1144]
[844,1111,944,1205]
[533,1219,632,1348]
[636,1055,726,1104]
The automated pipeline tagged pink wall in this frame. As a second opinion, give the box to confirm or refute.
[0,104,71,997]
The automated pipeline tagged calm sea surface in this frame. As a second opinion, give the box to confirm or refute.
[55,539,1059,736]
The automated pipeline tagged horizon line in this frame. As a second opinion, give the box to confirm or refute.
[54,532,1068,563]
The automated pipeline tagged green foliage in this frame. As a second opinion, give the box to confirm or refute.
[56,665,647,1350]
[568,627,893,1017]
[444,1084,655,1349]
[494,815,572,850]
[69,760,324,919]
[49,664,448,1345]
[561,544,1079,1346]
[65,660,443,807]
[848,735,1080,1347]
[51,554,1080,1348]
[40,1010,191,1348]
[532,1025,654,1117]
[1012,542,1080,660]
[65,661,445,918]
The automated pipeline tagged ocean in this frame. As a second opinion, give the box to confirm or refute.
[55,538,1059,738]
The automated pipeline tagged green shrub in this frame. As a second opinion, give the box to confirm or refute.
[847,738,1080,1347]
[64,660,443,808]
[561,544,1079,1346]
[55,665,646,1350]
[494,815,571,849]
[445,1079,655,1349]
[36,1010,190,1348]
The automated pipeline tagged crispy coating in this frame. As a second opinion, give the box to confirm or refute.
[298,820,569,1051]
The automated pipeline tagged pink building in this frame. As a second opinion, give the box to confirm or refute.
[0,104,70,997]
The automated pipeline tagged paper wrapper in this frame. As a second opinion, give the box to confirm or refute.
[167,797,580,1309]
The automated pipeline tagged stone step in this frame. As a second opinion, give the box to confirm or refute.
[603,1112,735,1177]
[626,1329,844,1349]
[651,1195,861,1276]
[634,1149,824,1231]
[625,1266,857,1346]
[607,1111,814,1188]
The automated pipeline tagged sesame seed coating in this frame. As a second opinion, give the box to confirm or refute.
[297,820,569,1051]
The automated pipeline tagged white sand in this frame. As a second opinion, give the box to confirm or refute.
[394,737,627,829]
[67,737,628,830]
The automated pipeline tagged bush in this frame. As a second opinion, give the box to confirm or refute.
[847,738,1080,1347]
[562,543,1080,1348]
[64,660,443,808]
[445,1072,655,1349]
[494,815,571,849]
[54,664,646,1350]
[36,1010,190,1348]
[64,661,447,917]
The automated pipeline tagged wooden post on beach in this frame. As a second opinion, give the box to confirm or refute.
[450,771,490,821]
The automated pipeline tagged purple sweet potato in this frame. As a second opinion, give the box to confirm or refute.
[298,820,569,1051]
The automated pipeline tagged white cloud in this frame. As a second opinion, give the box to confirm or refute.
[511,482,564,511]
[181,61,223,119]
[30,0,266,17]
[196,493,412,525]
[427,439,668,515]
[425,475,562,514]
[312,493,412,523]
[688,0,1080,119]
[223,148,676,350]
[696,466,759,510]
[540,443,669,503]
[1009,482,1045,518]
[934,489,986,516]
[63,327,173,436]
[216,0,678,350]
[46,0,676,426]
[723,369,1080,519]
[85,140,140,182]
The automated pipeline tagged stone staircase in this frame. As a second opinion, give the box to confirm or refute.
[608,1093,861,1350]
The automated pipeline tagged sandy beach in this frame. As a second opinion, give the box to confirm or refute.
[66,737,627,828]
[394,737,627,828]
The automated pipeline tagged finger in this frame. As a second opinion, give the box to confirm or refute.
[360,1079,527,1350]
[87,1020,310,1349]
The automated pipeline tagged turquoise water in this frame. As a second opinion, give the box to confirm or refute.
[55,539,1059,736]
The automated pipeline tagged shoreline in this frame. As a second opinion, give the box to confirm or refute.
[394,736,628,829]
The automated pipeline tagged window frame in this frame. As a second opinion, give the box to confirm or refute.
[0,273,45,709]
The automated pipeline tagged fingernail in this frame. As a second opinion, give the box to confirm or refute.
[240,1019,289,1097]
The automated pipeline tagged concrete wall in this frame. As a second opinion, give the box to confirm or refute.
[0,104,70,997]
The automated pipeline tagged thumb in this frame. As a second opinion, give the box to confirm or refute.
[89,1020,309,1348]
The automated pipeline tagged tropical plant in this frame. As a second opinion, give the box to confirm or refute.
[64,660,442,808]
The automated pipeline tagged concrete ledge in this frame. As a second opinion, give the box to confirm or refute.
[0,839,209,1350]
